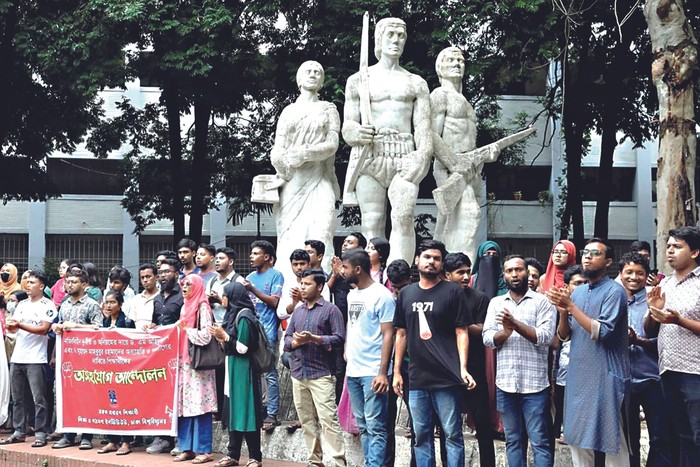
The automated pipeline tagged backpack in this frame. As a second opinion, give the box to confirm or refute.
[233,308,276,373]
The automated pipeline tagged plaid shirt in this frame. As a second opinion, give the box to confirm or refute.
[283,298,345,380]
[483,289,556,393]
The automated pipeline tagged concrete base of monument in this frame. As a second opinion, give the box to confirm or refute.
[214,421,579,466]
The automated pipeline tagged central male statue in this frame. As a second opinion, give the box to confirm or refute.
[342,17,433,264]
[431,46,494,262]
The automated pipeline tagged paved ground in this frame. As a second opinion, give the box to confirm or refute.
[0,435,304,467]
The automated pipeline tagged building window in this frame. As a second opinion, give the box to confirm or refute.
[47,158,122,196]
[485,166,552,201]
[580,168,635,201]
[45,234,123,284]
[0,234,29,271]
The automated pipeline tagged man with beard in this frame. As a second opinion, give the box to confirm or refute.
[341,248,394,467]
[327,232,367,402]
[393,240,476,467]
[483,255,555,467]
[177,238,200,280]
[51,270,103,450]
[443,252,495,467]
[152,259,183,326]
[145,258,183,454]
[547,238,630,466]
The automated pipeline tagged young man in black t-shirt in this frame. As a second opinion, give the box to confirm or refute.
[444,252,496,467]
[393,240,476,467]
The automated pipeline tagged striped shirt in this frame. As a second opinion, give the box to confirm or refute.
[483,289,556,393]
[283,298,345,380]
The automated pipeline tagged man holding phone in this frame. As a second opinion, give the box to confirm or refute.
[283,269,346,467]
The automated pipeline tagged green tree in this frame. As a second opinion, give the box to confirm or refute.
[0,0,130,201]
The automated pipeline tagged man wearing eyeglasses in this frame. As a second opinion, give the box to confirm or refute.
[546,238,631,467]
[145,257,183,454]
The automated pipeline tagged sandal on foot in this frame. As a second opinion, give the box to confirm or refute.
[245,459,262,467]
[192,454,213,464]
[98,443,118,454]
[174,452,196,462]
[214,456,239,467]
[0,435,25,445]
[116,447,132,455]
[31,439,47,448]
[261,415,279,432]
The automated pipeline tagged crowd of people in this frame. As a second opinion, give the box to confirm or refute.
[0,229,699,467]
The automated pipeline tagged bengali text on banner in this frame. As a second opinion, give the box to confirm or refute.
[56,325,179,436]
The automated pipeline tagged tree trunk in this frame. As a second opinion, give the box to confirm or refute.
[188,96,211,243]
[560,27,590,248]
[644,0,698,271]
[162,80,186,243]
[594,35,633,238]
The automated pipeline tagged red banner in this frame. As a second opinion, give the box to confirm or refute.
[56,326,179,436]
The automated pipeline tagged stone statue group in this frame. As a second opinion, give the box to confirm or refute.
[252,15,534,280]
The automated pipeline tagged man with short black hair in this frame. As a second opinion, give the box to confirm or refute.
[284,269,346,467]
[244,240,284,431]
[206,247,244,324]
[342,248,395,467]
[304,240,326,270]
[386,259,411,296]
[483,255,555,467]
[130,264,159,330]
[443,252,495,467]
[145,258,182,454]
[548,238,630,466]
[177,238,200,279]
[156,250,177,269]
[393,240,476,467]
[645,226,700,465]
[196,244,217,284]
[50,270,103,450]
[619,252,671,467]
[525,257,545,292]
[279,249,311,321]
[1,272,57,448]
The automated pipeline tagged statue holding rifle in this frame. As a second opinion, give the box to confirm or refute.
[342,16,433,264]
[431,46,535,261]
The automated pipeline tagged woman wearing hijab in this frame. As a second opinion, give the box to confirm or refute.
[471,241,508,299]
[539,240,577,292]
[210,282,263,467]
[471,241,507,439]
[174,274,217,464]
[0,264,21,306]
[97,290,135,456]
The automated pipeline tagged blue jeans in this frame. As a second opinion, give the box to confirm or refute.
[661,371,700,467]
[346,376,388,467]
[496,388,552,467]
[409,386,465,467]
[264,343,279,416]
[177,412,213,453]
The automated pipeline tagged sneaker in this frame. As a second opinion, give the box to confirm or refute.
[146,437,171,454]
[170,446,181,456]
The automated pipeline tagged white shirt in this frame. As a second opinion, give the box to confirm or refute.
[11,297,58,364]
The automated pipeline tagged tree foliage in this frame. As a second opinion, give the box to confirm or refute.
[0,0,130,202]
